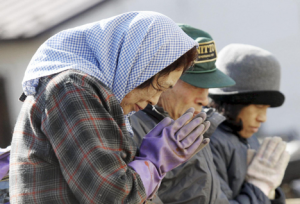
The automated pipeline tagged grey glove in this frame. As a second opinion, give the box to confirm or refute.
[202,108,225,138]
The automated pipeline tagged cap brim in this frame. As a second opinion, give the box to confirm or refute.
[180,69,236,88]
[209,90,285,107]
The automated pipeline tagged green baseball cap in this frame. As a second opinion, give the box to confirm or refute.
[179,24,235,88]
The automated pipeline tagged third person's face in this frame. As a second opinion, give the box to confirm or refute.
[237,104,270,138]
[158,79,209,120]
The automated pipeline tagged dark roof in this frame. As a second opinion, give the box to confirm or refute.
[0,0,105,40]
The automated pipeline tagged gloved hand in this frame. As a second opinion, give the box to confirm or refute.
[129,107,210,198]
[247,148,256,165]
[246,137,290,198]
[246,148,278,199]
[202,108,225,139]
[0,151,10,181]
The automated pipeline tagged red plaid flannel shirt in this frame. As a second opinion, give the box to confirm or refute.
[10,70,147,203]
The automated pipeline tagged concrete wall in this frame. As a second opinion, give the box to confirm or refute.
[0,0,299,137]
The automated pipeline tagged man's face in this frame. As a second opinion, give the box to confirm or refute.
[158,79,209,120]
[237,104,270,138]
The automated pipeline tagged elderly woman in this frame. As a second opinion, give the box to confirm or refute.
[10,11,210,203]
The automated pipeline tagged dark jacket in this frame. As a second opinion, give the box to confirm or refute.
[10,70,147,204]
[209,122,286,204]
[130,105,229,204]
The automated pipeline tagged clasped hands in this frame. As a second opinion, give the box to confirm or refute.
[138,107,210,175]
[129,107,211,198]
[246,137,290,199]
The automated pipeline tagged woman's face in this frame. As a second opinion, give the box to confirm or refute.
[121,67,184,115]
[237,104,270,138]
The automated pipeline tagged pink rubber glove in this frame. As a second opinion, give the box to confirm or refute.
[129,107,210,198]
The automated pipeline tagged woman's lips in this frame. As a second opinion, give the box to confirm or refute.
[134,104,143,112]
[250,127,259,133]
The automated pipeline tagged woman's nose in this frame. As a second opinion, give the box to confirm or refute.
[148,92,161,106]
[257,110,268,123]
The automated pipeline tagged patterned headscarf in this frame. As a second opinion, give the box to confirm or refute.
[22,11,197,134]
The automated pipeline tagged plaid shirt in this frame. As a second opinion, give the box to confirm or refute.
[10,70,147,204]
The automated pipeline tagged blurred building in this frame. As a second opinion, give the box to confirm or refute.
[0,0,107,147]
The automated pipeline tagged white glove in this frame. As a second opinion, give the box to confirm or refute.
[246,137,290,198]
[246,149,277,199]
[247,148,256,165]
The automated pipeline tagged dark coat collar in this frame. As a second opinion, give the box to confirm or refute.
[219,121,248,145]
[142,104,169,122]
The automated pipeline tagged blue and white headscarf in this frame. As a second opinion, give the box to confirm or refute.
[22,11,197,134]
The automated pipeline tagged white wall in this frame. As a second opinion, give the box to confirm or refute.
[0,0,299,137]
